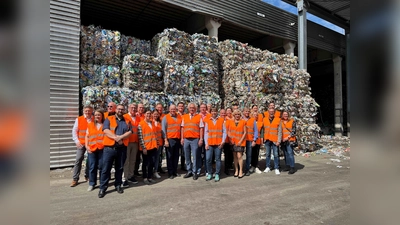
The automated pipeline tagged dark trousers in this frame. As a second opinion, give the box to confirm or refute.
[100,146,126,190]
[142,149,157,179]
[251,144,261,168]
[88,150,103,186]
[134,150,141,174]
[224,144,233,170]
[166,138,180,176]
[180,146,185,169]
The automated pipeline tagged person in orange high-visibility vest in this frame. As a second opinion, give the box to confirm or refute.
[134,103,145,176]
[162,104,182,179]
[261,107,282,175]
[104,102,116,118]
[152,110,164,179]
[181,103,204,180]
[98,104,132,198]
[122,103,140,186]
[199,103,211,175]
[136,103,145,121]
[251,105,264,122]
[243,108,259,176]
[85,109,105,192]
[280,111,297,174]
[204,107,226,182]
[138,110,159,184]
[225,107,234,121]
[220,109,233,175]
[263,102,281,119]
[70,105,93,187]
[227,110,247,178]
[250,111,264,174]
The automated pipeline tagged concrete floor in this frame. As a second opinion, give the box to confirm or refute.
[50,154,350,225]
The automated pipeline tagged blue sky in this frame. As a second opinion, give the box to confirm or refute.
[261,0,345,35]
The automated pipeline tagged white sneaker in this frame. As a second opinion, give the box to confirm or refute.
[154,172,161,179]
[275,169,280,175]
[255,167,262,174]
[263,168,271,173]
[87,185,94,192]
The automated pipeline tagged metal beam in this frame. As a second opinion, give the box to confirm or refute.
[298,0,307,70]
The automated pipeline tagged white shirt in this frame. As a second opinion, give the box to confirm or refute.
[72,115,92,144]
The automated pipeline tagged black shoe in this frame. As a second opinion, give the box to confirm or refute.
[122,180,129,187]
[169,175,174,179]
[173,173,181,177]
[193,174,198,180]
[134,172,141,176]
[183,173,193,178]
[128,177,138,184]
[238,174,244,179]
[282,167,290,172]
[158,168,166,174]
[288,168,296,174]
[98,189,105,198]
[245,171,251,176]
[116,186,124,194]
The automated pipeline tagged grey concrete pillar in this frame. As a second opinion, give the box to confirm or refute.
[297,0,307,70]
[205,16,221,39]
[333,55,344,136]
[283,40,296,56]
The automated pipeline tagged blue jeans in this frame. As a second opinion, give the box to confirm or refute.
[206,146,222,175]
[142,148,157,179]
[154,146,163,172]
[184,138,201,174]
[166,138,180,176]
[264,141,279,169]
[100,146,125,190]
[281,142,295,168]
[88,150,103,186]
[245,140,253,172]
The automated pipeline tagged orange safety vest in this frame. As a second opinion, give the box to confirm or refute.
[165,114,182,139]
[123,113,140,143]
[136,113,145,122]
[154,121,164,147]
[206,117,225,146]
[263,116,281,142]
[139,120,158,151]
[282,119,296,142]
[255,121,263,145]
[103,116,130,147]
[257,113,264,122]
[264,110,281,119]
[224,120,232,143]
[182,114,202,139]
[246,118,256,141]
[87,122,104,151]
[229,120,246,147]
[77,116,90,145]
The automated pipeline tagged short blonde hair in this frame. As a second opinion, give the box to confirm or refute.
[232,109,241,116]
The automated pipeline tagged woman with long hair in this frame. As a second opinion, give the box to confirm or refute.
[280,111,297,174]
[152,110,164,179]
[228,110,247,178]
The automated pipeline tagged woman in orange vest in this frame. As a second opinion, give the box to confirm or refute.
[280,111,297,174]
[153,110,164,179]
[85,109,105,191]
[138,110,159,184]
[204,107,227,182]
[250,111,264,174]
[228,110,247,178]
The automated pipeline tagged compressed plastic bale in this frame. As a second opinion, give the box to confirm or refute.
[94,65,122,87]
[163,60,195,95]
[93,29,121,65]
[192,63,219,95]
[192,33,219,66]
[152,28,193,62]
[104,87,134,107]
[81,86,107,110]
[121,35,151,57]
[131,91,166,111]
[196,93,222,109]
[121,54,163,92]
[79,64,98,87]
[80,25,100,64]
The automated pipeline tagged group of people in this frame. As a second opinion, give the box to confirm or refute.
[71,101,297,198]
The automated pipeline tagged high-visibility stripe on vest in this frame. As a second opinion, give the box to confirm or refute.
[206,117,225,145]
[264,110,281,119]
[282,119,296,142]
[139,120,158,151]
[229,120,246,147]
[154,121,164,147]
[246,118,256,141]
[182,114,201,139]
[255,121,263,145]
[77,116,89,145]
[165,114,182,139]
[263,116,281,142]
[123,113,140,143]
[103,116,130,147]
[87,122,104,151]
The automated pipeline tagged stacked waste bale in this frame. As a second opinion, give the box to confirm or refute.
[121,35,151,58]
[152,28,193,62]
[79,64,121,88]
[121,54,164,92]
[165,93,222,109]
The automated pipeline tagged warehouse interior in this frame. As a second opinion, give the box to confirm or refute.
[80,0,348,135]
